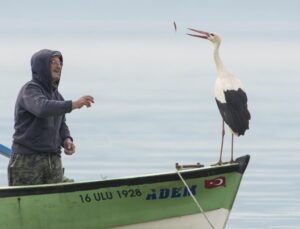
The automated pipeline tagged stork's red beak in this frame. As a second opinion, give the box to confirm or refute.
[187,28,210,39]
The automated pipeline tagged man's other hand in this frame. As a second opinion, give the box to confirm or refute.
[63,138,75,155]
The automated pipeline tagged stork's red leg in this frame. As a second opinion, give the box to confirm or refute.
[218,119,225,164]
[230,134,234,163]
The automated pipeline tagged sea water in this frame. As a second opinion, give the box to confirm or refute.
[0,36,299,229]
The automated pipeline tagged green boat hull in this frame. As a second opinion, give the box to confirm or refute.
[0,155,250,229]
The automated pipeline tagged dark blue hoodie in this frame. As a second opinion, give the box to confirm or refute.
[12,49,73,155]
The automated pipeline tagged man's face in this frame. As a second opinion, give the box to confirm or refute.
[50,56,62,81]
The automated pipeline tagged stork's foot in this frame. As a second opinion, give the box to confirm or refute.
[229,159,236,164]
[211,160,223,166]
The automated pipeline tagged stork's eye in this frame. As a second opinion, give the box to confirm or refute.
[210,33,215,36]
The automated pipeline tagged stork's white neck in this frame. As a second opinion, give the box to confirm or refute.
[213,42,227,76]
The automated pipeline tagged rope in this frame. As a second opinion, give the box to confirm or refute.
[176,169,215,229]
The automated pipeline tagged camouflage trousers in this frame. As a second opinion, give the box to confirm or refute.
[8,153,63,186]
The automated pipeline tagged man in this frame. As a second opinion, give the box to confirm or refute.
[8,49,94,186]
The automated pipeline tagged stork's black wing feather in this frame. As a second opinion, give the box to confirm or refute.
[216,88,251,136]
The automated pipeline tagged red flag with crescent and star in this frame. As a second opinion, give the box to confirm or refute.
[204,176,226,189]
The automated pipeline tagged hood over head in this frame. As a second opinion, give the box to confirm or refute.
[31,49,63,91]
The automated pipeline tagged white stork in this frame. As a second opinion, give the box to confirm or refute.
[187,28,251,164]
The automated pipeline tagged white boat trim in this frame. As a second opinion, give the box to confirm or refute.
[112,208,230,229]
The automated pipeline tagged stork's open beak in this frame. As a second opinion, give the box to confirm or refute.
[187,28,210,39]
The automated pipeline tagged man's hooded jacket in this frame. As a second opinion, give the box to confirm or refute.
[12,49,73,155]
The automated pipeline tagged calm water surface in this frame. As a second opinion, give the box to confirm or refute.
[0,38,299,228]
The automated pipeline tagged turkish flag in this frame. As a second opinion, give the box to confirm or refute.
[205,176,226,189]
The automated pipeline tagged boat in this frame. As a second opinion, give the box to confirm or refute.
[0,144,249,229]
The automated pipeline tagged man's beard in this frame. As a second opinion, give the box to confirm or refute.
[52,80,59,90]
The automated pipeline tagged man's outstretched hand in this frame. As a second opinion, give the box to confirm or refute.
[72,95,94,110]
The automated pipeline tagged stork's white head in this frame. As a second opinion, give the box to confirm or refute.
[187,28,221,45]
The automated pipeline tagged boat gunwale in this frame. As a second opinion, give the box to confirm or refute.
[0,155,249,198]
